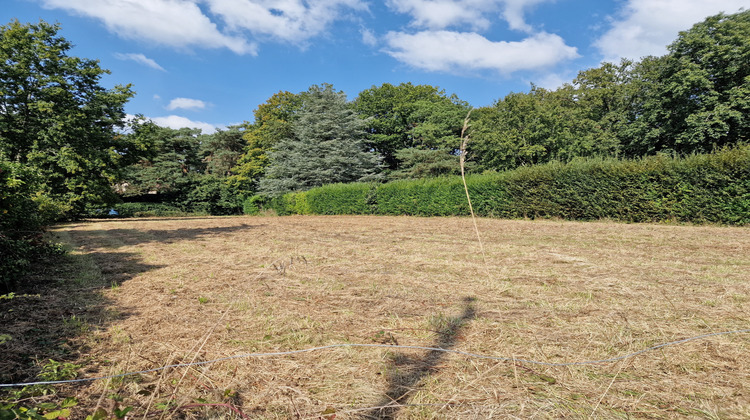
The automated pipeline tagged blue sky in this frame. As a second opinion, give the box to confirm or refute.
[3,0,747,133]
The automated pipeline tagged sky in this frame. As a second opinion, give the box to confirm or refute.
[3,0,747,133]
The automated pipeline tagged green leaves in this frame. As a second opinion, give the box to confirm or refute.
[265,146,750,225]
[1,20,135,219]
[354,82,469,171]
[259,84,381,196]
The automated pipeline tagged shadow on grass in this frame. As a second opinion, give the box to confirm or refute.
[364,296,477,419]
[67,221,259,249]
[0,220,260,385]
[0,246,160,386]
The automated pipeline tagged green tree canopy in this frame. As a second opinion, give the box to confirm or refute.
[470,83,624,172]
[354,82,469,171]
[623,10,749,156]
[200,126,247,177]
[259,84,380,196]
[0,20,135,218]
[231,90,304,192]
[118,120,203,200]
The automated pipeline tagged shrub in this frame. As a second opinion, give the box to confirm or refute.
[242,195,266,215]
[183,176,243,215]
[110,203,199,218]
[304,183,376,215]
[267,146,750,225]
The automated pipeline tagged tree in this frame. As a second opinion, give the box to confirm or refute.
[230,91,304,192]
[623,10,749,156]
[470,84,622,172]
[354,83,469,171]
[0,20,135,218]
[259,84,380,195]
[118,121,203,200]
[200,126,247,177]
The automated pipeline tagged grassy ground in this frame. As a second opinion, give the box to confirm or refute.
[2,215,749,419]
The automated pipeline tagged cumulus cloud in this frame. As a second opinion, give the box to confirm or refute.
[595,0,747,62]
[384,30,578,74]
[39,0,255,54]
[533,71,572,90]
[204,0,368,44]
[151,115,217,133]
[386,0,552,32]
[114,53,166,71]
[165,98,208,111]
[361,27,378,47]
[38,0,369,53]
[501,0,551,32]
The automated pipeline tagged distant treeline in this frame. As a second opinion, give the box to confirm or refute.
[111,10,748,213]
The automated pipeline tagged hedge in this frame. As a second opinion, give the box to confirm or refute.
[90,202,205,218]
[245,146,750,225]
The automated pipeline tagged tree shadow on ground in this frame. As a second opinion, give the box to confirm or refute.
[67,222,259,249]
[0,247,160,386]
[364,296,477,419]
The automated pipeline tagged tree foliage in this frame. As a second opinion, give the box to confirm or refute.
[623,10,749,156]
[231,91,304,192]
[201,126,246,177]
[0,20,135,218]
[119,120,203,199]
[354,83,470,171]
[259,84,380,196]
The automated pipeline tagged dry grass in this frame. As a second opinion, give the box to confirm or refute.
[3,215,750,419]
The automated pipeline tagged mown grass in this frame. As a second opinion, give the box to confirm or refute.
[2,215,749,419]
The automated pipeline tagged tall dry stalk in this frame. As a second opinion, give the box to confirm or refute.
[459,110,492,283]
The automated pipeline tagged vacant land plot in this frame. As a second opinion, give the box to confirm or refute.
[3,216,750,419]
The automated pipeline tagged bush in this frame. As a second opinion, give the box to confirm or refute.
[183,176,243,215]
[242,195,266,215]
[0,160,59,292]
[268,146,750,225]
[109,203,199,218]
[304,183,376,215]
[0,233,65,292]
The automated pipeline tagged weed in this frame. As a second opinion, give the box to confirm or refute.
[63,315,88,334]
[38,359,81,382]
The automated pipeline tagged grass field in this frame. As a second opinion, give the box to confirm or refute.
[2,215,749,419]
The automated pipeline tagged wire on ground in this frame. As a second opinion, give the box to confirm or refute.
[1,328,748,388]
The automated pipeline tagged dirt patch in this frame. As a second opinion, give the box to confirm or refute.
[3,216,749,418]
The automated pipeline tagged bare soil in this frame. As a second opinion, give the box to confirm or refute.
[2,215,749,419]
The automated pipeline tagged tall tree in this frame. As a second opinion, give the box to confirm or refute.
[471,84,623,172]
[230,91,304,192]
[259,84,380,195]
[354,82,469,171]
[200,126,247,177]
[119,121,203,200]
[0,20,135,218]
[624,10,749,156]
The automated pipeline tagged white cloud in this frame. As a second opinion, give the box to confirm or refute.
[595,0,747,62]
[38,0,255,54]
[361,27,378,47]
[386,0,553,32]
[533,71,572,90]
[113,53,166,71]
[384,30,579,74]
[165,98,208,111]
[39,0,370,53]
[501,0,550,32]
[151,115,217,133]
[204,0,368,44]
